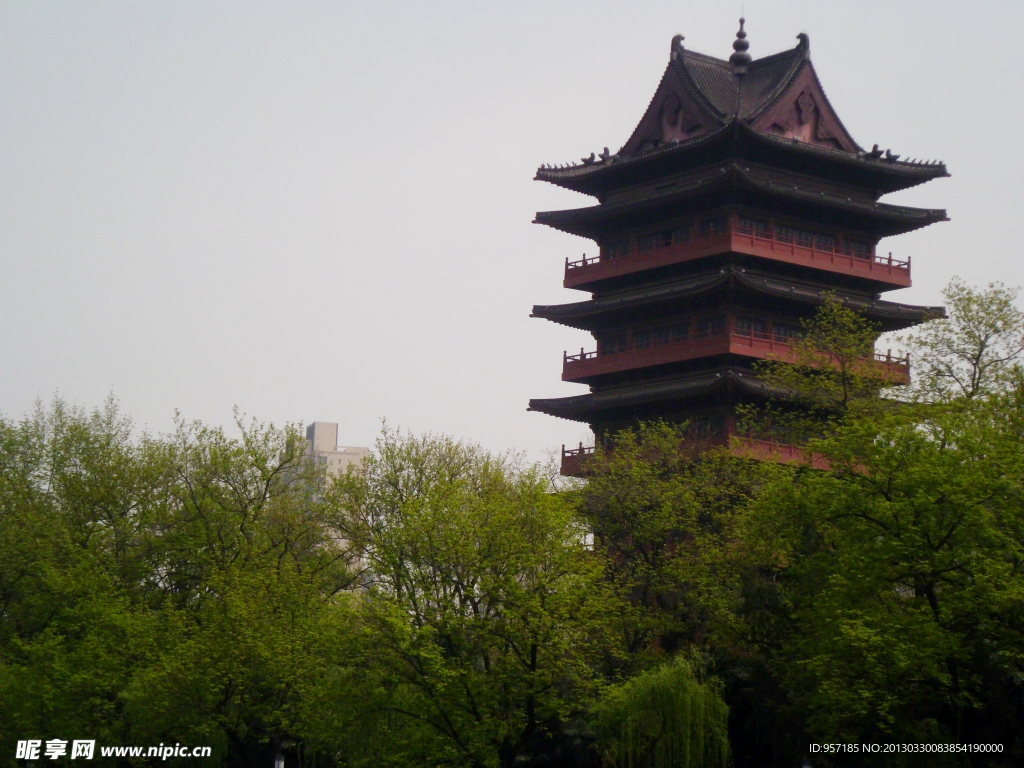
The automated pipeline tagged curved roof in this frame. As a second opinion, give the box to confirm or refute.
[537,121,949,197]
[528,367,780,422]
[534,162,948,239]
[531,266,945,332]
[535,34,948,198]
[665,42,809,124]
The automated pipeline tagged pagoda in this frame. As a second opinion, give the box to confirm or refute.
[527,22,949,474]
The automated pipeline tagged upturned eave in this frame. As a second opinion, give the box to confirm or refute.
[536,120,949,199]
[534,163,948,240]
[531,266,945,333]
[528,367,779,421]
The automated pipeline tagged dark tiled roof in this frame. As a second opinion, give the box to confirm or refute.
[528,367,779,421]
[535,122,948,198]
[739,47,805,116]
[534,163,948,239]
[751,129,949,177]
[534,35,948,198]
[537,125,732,181]
[669,44,807,122]
[674,52,737,117]
[736,272,946,325]
[532,271,732,328]
[531,266,945,331]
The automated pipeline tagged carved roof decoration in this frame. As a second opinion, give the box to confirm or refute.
[531,266,944,332]
[729,19,753,68]
[535,30,948,198]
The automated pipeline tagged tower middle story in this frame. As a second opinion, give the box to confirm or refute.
[527,23,949,473]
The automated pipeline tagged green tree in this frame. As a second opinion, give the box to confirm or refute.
[0,400,362,767]
[120,413,361,766]
[576,423,770,665]
[727,283,1024,765]
[0,399,167,756]
[593,658,730,768]
[897,278,1024,402]
[331,428,617,768]
[739,296,898,444]
[738,395,1024,764]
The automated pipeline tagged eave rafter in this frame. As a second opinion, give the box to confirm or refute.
[534,162,948,240]
[531,266,944,333]
[528,367,779,422]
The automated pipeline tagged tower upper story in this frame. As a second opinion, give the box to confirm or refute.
[533,23,949,297]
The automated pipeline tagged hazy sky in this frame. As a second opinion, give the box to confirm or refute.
[2,0,1022,459]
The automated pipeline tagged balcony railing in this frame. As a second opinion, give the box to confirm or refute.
[734,329,910,369]
[565,325,730,364]
[563,216,911,288]
[562,442,596,458]
[560,443,596,477]
[562,322,909,381]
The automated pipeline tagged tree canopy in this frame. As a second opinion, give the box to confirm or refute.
[2,279,1022,767]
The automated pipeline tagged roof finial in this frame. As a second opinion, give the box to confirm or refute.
[796,32,810,58]
[729,17,752,68]
[671,34,685,60]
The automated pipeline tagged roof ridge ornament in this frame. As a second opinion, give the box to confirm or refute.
[671,34,685,60]
[729,18,752,69]
[796,32,810,56]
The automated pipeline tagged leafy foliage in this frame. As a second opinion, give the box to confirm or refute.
[766,297,891,406]
[721,281,1024,766]
[577,423,771,664]
[740,400,1024,755]
[4,279,1022,768]
[593,658,730,768]
[0,401,358,766]
[898,278,1024,402]
[330,428,617,768]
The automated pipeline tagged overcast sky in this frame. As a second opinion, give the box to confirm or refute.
[2,0,1022,459]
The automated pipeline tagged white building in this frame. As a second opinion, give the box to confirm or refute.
[305,422,369,476]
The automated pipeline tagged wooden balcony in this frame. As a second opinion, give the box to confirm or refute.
[560,443,595,477]
[563,219,911,290]
[562,325,910,384]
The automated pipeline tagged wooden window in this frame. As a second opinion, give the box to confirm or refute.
[774,324,802,342]
[603,239,630,259]
[814,233,836,252]
[633,330,653,349]
[672,223,693,243]
[737,216,770,237]
[598,334,628,355]
[776,225,814,247]
[699,215,727,237]
[653,322,689,345]
[691,413,725,436]
[694,317,726,337]
[735,317,766,337]
[636,233,657,252]
[846,240,872,260]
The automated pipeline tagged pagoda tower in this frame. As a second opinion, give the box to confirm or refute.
[527,22,949,474]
